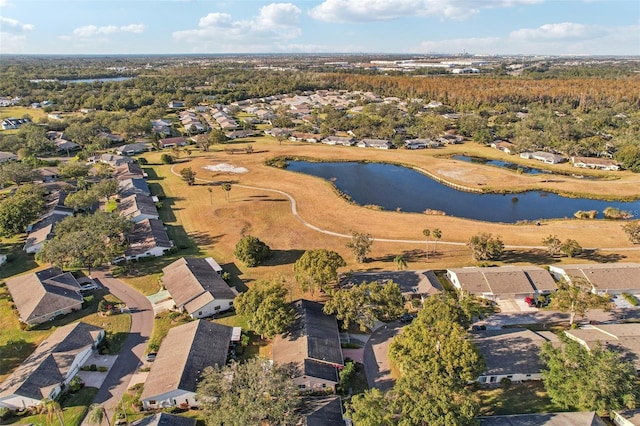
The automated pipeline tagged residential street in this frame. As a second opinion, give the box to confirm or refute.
[86,269,153,422]
[362,321,404,391]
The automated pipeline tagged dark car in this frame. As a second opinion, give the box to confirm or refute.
[145,352,157,362]
[400,313,416,323]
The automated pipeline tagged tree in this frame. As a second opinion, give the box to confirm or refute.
[58,161,91,179]
[550,277,610,325]
[234,235,271,267]
[64,189,99,211]
[161,153,174,164]
[234,280,294,338]
[0,184,45,237]
[39,398,64,426]
[347,388,395,426]
[347,231,373,263]
[37,211,133,272]
[323,280,404,331]
[180,167,197,185]
[422,228,430,260]
[0,161,42,185]
[222,182,231,201]
[432,228,442,254]
[92,178,120,200]
[467,232,504,261]
[622,221,640,244]
[197,358,302,426]
[87,404,108,426]
[394,254,407,270]
[560,239,583,258]
[208,128,227,146]
[293,249,346,294]
[542,234,563,256]
[207,187,213,205]
[540,338,638,415]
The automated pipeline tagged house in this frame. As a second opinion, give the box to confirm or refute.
[572,156,620,171]
[118,194,159,223]
[53,137,80,154]
[97,132,124,145]
[132,413,196,426]
[479,412,606,426]
[114,162,145,180]
[0,322,104,410]
[167,100,185,109]
[119,178,151,197]
[289,133,322,143]
[272,300,344,392]
[121,218,173,262]
[356,139,393,149]
[36,167,59,183]
[612,408,640,426]
[437,134,464,145]
[89,153,134,167]
[161,257,238,319]
[0,151,18,163]
[491,140,516,154]
[150,119,172,136]
[225,130,260,140]
[265,128,291,138]
[1,117,31,130]
[473,328,560,384]
[159,137,187,149]
[5,267,83,325]
[43,190,75,217]
[404,139,440,149]
[520,151,567,164]
[345,270,442,301]
[548,263,640,296]
[23,212,69,254]
[302,396,346,426]
[446,266,557,302]
[322,136,354,146]
[564,323,640,371]
[140,320,232,410]
[115,143,152,156]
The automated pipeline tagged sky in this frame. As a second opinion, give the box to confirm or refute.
[0,0,638,56]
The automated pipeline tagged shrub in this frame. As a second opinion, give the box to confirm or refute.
[574,210,598,219]
[500,377,512,388]
[234,235,272,267]
[622,293,639,306]
[603,207,632,220]
[0,407,11,420]
[98,366,108,372]
[161,154,174,164]
[137,157,148,165]
[90,364,98,371]
[68,376,84,392]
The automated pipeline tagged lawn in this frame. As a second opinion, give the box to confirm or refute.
[475,381,565,416]
[0,106,49,123]
[147,311,192,353]
[0,387,99,426]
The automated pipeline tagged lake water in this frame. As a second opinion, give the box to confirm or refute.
[286,161,640,223]
[452,155,547,175]
[64,76,134,83]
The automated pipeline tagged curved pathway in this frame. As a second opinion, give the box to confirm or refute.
[170,164,639,252]
[85,269,153,422]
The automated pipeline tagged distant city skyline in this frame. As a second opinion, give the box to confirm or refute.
[1,0,638,56]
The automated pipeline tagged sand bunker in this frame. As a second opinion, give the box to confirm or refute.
[202,163,248,174]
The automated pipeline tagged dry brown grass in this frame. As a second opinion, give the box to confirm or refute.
[137,139,640,293]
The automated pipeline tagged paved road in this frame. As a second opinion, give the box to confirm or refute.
[362,322,404,392]
[87,269,153,421]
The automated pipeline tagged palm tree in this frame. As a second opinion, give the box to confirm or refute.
[87,403,109,426]
[40,398,64,426]
[394,254,407,270]
[222,182,231,201]
[422,228,430,260]
[432,228,442,254]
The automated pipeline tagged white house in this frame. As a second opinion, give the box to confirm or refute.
[520,151,566,164]
[0,322,104,410]
[356,139,393,149]
[161,257,237,319]
[548,263,640,296]
[572,156,620,171]
[140,320,232,410]
[120,218,173,262]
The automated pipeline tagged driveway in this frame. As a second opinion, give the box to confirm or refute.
[77,354,118,388]
[86,269,153,421]
[362,322,404,392]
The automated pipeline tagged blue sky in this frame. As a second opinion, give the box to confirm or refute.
[1,0,638,55]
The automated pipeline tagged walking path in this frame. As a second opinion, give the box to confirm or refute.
[170,164,639,252]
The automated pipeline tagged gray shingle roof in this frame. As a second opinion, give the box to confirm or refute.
[125,218,172,257]
[0,322,103,401]
[5,267,83,324]
[479,412,606,426]
[140,320,232,402]
[303,396,345,426]
[132,413,196,426]
[162,258,237,314]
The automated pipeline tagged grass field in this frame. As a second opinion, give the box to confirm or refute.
[0,107,49,124]
[476,381,564,416]
[122,138,640,304]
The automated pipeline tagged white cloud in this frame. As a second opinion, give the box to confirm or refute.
[0,31,27,52]
[70,23,146,38]
[417,22,639,55]
[309,0,541,23]
[0,16,34,31]
[173,3,302,52]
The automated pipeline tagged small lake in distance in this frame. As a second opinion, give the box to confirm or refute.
[286,161,640,223]
[64,76,134,84]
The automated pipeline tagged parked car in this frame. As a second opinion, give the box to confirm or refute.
[400,313,416,323]
[145,353,157,362]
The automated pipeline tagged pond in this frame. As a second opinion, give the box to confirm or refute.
[286,161,640,223]
[452,155,547,175]
[64,76,134,84]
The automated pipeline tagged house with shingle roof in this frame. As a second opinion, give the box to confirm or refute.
[114,162,145,180]
[5,267,83,325]
[140,320,232,410]
[23,212,69,254]
[479,412,606,426]
[161,257,237,319]
[119,177,151,198]
[158,137,187,149]
[0,151,18,163]
[564,323,640,371]
[272,300,344,392]
[120,218,172,262]
[0,322,104,410]
[302,396,346,426]
[548,263,640,296]
[473,328,560,384]
[118,194,159,223]
[446,266,557,301]
[115,143,152,156]
[89,153,134,167]
[356,139,393,149]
